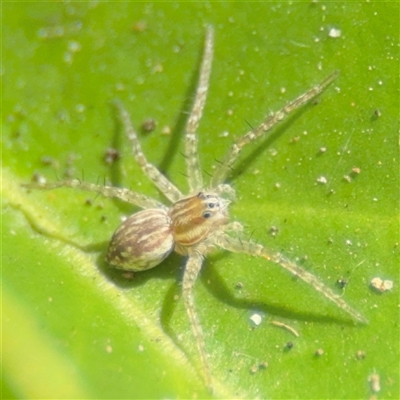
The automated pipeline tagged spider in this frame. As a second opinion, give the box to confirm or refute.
[25,27,366,392]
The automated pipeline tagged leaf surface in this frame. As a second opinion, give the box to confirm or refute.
[3,2,399,399]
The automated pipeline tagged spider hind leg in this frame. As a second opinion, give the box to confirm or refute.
[182,253,213,392]
[215,232,367,324]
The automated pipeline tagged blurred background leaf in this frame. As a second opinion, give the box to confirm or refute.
[2,2,398,399]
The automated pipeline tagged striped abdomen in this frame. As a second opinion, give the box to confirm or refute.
[106,209,173,271]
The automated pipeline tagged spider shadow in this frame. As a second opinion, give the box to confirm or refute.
[93,243,195,357]
[108,34,326,200]
[199,255,358,326]
[81,240,357,372]
[82,240,353,329]
[156,254,358,364]
[157,39,207,176]
[108,34,207,194]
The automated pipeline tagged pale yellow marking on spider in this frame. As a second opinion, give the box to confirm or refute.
[24,27,367,393]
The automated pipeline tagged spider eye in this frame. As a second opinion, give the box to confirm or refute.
[202,211,212,218]
[207,202,216,208]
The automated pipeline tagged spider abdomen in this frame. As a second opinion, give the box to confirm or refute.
[106,208,174,271]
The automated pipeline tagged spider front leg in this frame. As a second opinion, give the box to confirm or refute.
[211,70,340,186]
[22,179,166,210]
[215,232,367,324]
[114,100,183,202]
[184,26,214,192]
[182,253,213,392]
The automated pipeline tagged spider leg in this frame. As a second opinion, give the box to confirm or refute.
[185,26,214,192]
[114,100,183,202]
[182,253,213,392]
[23,180,166,210]
[211,70,339,187]
[215,232,368,324]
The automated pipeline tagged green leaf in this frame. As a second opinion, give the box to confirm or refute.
[3,2,398,399]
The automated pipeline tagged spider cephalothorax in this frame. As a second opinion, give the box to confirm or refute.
[24,27,366,393]
[170,192,230,248]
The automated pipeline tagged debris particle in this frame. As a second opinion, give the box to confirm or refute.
[343,175,352,183]
[290,136,300,144]
[104,148,120,165]
[368,373,381,393]
[141,118,157,133]
[316,176,328,184]
[315,348,324,356]
[370,277,393,293]
[132,21,147,32]
[106,345,113,353]
[67,40,81,53]
[152,63,163,73]
[268,225,279,237]
[300,254,308,263]
[235,282,244,289]
[75,103,86,113]
[41,156,56,166]
[372,109,382,119]
[285,341,294,350]
[344,166,361,183]
[31,173,47,185]
[259,361,268,369]
[328,28,342,38]
[356,350,366,360]
[269,148,278,157]
[250,313,263,326]
[161,125,171,135]
[270,320,299,337]
[336,278,348,289]
[250,361,268,374]
[250,364,259,374]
